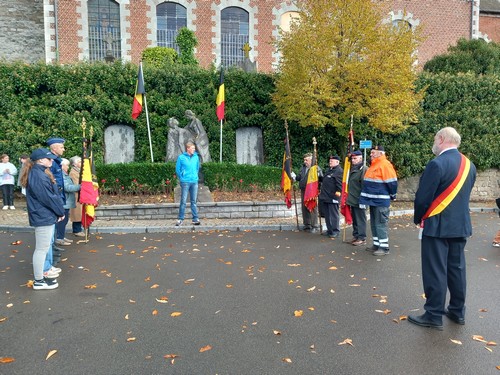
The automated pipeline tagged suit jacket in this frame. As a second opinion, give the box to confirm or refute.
[414,148,476,238]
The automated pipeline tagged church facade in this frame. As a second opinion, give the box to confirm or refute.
[0,0,488,71]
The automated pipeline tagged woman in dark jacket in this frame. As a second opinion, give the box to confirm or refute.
[20,148,65,290]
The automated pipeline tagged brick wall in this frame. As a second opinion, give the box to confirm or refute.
[37,0,474,72]
[480,15,500,42]
[0,0,45,63]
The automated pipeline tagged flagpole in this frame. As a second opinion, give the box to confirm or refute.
[219,119,223,162]
[285,121,300,230]
[312,137,322,234]
[143,92,154,162]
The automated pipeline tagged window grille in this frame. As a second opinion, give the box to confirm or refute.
[221,7,249,67]
[88,0,121,62]
[157,2,187,51]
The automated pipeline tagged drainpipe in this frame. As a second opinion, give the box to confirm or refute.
[471,0,479,40]
[54,0,59,62]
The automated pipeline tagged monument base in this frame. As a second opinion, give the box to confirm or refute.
[174,183,213,203]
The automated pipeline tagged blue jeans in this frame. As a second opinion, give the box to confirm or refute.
[72,221,82,233]
[178,182,199,221]
[33,225,55,280]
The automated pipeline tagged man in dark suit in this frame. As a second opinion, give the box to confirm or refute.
[408,127,476,330]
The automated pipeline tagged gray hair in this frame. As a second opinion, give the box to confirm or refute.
[61,158,70,167]
[69,156,81,166]
[436,127,461,147]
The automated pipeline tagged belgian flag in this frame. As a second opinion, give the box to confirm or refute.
[281,134,292,209]
[131,63,145,120]
[216,68,225,121]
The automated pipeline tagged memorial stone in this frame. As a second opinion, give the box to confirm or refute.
[104,125,135,164]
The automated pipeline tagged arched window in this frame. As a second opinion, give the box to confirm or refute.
[157,2,187,51]
[88,0,121,62]
[280,11,300,33]
[221,7,249,67]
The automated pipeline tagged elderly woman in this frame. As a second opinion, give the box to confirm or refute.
[20,148,64,290]
[69,156,85,237]
[0,154,18,210]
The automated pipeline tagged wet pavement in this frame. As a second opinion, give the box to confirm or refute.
[1,211,500,374]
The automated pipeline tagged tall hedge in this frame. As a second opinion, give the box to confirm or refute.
[0,61,498,180]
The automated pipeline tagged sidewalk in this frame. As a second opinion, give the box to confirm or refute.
[0,200,496,233]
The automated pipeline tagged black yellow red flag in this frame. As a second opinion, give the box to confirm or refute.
[79,138,99,228]
[340,128,354,225]
[131,63,145,120]
[216,68,225,121]
[281,134,292,209]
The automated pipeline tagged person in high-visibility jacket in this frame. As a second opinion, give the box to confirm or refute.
[359,145,398,256]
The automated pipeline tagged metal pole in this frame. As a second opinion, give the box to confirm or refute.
[219,119,223,162]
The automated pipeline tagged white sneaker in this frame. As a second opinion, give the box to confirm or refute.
[55,239,71,246]
[63,238,73,243]
[175,220,183,226]
[2,206,8,210]
[9,206,15,210]
[73,232,86,237]
[50,266,62,273]
[43,269,60,279]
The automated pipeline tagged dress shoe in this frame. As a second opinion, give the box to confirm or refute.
[445,311,465,325]
[373,249,390,256]
[408,314,443,330]
[352,239,367,246]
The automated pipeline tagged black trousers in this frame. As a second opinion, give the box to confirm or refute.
[1,184,14,206]
[321,201,340,235]
[350,205,367,240]
[421,235,467,322]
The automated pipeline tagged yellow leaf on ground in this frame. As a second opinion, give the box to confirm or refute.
[84,284,96,289]
[338,338,354,347]
[46,350,57,360]
[473,335,487,343]
[226,284,233,288]
[287,264,301,267]
[328,266,338,270]
[450,339,462,345]
[171,312,182,317]
[199,345,212,353]
[150,284,159,289]
[155,297,169,303]
[487,341,497,346]
[116,280,123,284]
[273,330,282,335]
[485,347,493,353]
[282,358,292,363]
[349,284,361,287]
[152,310,158,316]
[479,308,488,312]
[307,286,316,292]
[294,310,303,317]
[0,357,15,363]
[127,337,136,342]
[0,317,7,322]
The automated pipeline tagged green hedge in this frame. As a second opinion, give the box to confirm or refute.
[0,60,498,181]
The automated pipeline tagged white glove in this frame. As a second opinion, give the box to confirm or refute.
[290,171,296,180]
[359,204,366,209]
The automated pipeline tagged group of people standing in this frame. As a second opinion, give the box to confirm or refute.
[17,137,85,290]
[293,145,398,257]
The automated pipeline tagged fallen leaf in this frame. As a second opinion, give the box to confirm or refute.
[485,347,493,353]
[226,284,233,288]
[6,303,13,308]
[152,310,158,316]
[399,315,408,321]
[46,350,57,360]
[129,299,136,303]
[170,312,182,317]
[307,286,316,292]
[473,335,487,343]
[125,314,129,320]
[0,317,7,323]
[349,284,361,287]
[0,357,15,363]
[150,284,159,289]
[479,308,488,312]
[308,307,315,311]
[273,330,281,335]
[328,266,338,270]
[184,279,195,284]
[450,339,462,345]
[282,358,292,363]
[287,264,301,267]
[164,354,179,359]
[495,365,500,370]
[116,280,123,284]
[294,310,303,317]
[127,337,136,342]
[155,297,169,303]
[487,341,497,346]
[338,338,354,347]
[84,284,97,289]
[199,345,212,353]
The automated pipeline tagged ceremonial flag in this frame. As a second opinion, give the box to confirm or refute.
[216,68,225,121]
[340,128,354,225]
[131,63,145,120]
[79,138,99,228]
[281,134,292,209]
[303,155,319,212]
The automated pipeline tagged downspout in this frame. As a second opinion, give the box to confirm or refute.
[471,0,480,40]
[54,0,59,62]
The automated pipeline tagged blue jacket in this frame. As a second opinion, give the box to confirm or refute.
[176,152,200,183]
[26,164,65,227]
[50,156,66,204]
[63,172,81,209]
[414,148,476,238]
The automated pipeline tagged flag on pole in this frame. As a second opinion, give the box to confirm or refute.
[340,128,354,225]
[303,155,319,212]
[131,63,145,120]
[79,138,99,228]
[281,134,292,209]
[216,68,225,121]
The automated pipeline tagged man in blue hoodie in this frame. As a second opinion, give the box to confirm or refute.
[175,142,201,226]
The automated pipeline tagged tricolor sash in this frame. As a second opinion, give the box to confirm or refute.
[421,153,471,226]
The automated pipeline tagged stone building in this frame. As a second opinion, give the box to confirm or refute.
[0,0,492,71]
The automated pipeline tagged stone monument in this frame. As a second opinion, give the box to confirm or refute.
[237,43,256,72]
[236,127,264,165]
[104,125,135,163]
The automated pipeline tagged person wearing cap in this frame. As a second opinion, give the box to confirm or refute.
[293,153,322,233]
[359,145,398,256]
[408,127,476,330]
[318,155,343,238]
[346,150,368,246]
[47,137,69,247]
[19,148,65,290]
[0,154,18,210]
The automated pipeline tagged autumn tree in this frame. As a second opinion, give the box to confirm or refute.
[273,0,424,133]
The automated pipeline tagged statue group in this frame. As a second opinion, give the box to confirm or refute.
[166,110,211,163]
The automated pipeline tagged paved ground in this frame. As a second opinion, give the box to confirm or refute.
[1,211,499,374]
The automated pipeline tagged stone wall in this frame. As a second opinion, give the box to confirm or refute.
[397,168,499,202]
[0,0,45,63]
